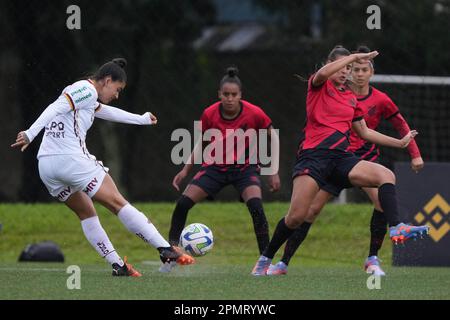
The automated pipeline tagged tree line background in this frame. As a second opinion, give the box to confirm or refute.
[1,0,449,202]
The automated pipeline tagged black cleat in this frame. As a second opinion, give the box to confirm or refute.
[112,256,142,277]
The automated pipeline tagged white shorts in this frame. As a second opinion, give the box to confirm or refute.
[38,155,109,202]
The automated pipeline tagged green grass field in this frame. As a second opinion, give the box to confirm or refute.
[1,202,449,300]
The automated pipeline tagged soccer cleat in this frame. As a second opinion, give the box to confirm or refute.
[159,246,195,268]
[158,246,195,273]
[389,223,429,244]
[251,256,272,276]
[267,261,288,276]
[112,256,142,277]
[364,256,386,276]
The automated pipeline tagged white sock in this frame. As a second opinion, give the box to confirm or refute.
[118,203,170,249]
[81,216,124,266]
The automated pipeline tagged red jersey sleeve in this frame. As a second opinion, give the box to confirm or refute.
[388,113,421,159]
[308,73,326,91]
[352,102,365,122]
[256,108,272,129]
[382,95,400,120]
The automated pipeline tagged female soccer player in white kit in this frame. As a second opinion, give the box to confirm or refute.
[11,58,194,276]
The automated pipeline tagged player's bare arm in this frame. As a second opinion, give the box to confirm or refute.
[352,118,418,148]
[313,51,379,86]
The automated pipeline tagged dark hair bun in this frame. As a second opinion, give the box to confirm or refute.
[226,66,239,77]
[356,45,371,53]
[112,58,127,69]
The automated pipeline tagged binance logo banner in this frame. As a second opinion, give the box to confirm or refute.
[393,162,450,266]
[414,194,450,242]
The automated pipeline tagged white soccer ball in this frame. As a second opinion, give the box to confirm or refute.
[180,223,214,257]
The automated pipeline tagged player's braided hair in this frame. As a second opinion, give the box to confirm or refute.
[92,57,127,82]
[220,66,242,90]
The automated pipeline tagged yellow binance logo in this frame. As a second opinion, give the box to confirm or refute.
[415,194,450,242]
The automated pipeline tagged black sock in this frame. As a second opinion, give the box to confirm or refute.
[281,222,312,265]
[246,198,270,254]
[368,209,387,257]
[168,195,195,245]
[378,183,401,227]
[262,217,296,259]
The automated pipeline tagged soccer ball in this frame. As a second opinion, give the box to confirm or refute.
[180,223,214,257]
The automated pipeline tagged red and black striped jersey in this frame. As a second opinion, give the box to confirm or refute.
[301,75,363,152]
[199,100,272,167]
[348,86,421,160]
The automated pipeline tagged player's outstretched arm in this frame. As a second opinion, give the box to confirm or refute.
[95,104,157,125]
[352,118,418,149]
[11,96,71,152]
[312,51,379,86]
[388,113,424,172]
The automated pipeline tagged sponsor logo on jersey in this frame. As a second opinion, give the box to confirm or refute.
[74,92,93,104]
[46,121,66,138]
[46,131,66,138]
[70,86,88,96]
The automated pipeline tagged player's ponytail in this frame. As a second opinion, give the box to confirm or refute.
[92,57,127,83]
[112,58,127,69]
[220,66,242,90]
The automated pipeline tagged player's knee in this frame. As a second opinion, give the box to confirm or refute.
[285,207,306,228]
[109,193,128,213]
[307,203,322,221]
[177,195,195,211]
[377,168,396,186]
[246,197,263,213]
[285,214,303,229]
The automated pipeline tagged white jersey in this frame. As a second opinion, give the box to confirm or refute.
[25,78,154,201]
[25,80,100,159]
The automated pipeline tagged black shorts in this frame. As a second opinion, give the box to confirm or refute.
[321,151,380,196]
[190,165,261,198]
[292,149,360,196]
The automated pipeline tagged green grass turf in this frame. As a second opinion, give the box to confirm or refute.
[0,202,449,299]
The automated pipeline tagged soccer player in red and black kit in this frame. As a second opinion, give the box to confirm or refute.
[266,46,425,276]
[160,67,280,272]
[252,45,429,276]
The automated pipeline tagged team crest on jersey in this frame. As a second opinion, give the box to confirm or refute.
[327,89,335,97]
[368,105,377,116]
[349,98,357,107]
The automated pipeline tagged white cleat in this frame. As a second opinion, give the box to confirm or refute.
[365,264,386,276]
